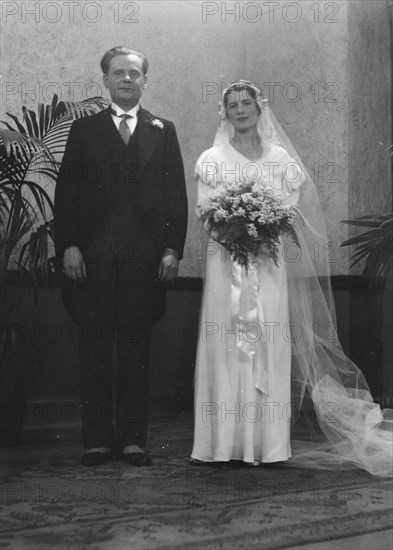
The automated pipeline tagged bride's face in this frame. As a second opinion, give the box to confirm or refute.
[225,90,260,132]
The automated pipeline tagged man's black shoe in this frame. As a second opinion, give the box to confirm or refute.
[120,452,152,466]
[81,451,112,466]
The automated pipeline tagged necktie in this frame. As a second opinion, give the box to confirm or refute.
[118,114,132,145]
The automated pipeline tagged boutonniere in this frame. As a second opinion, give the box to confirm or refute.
[147,118,164,129]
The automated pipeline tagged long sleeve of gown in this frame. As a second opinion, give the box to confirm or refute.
[269,144,306,206]
[195,148,216,221]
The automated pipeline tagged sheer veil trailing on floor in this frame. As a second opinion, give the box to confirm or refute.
[199,81,393,477]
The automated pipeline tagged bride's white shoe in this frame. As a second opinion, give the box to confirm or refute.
[190,458,206,464]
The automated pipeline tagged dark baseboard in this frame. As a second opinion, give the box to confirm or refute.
[4,273,385,291]
[3,393,391,433]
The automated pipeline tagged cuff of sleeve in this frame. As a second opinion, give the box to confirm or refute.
[163,248,179,258]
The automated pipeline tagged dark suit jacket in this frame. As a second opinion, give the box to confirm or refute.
[54,106,188,322]
[54,106,188,259]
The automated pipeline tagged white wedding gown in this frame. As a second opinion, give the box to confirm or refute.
[191,142,304,464]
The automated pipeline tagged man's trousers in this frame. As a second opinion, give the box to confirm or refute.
[72,214,160,451]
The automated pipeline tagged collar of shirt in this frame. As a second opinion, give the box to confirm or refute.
[110,103,140,133]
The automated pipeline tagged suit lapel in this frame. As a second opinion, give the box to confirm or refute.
[98,107,127,150]
[136,107,160,169]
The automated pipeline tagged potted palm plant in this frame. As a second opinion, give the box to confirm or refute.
[341,213,393,404]
[0,94,109,444]
[341,214,393,282]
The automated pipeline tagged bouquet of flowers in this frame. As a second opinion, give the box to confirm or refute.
[200,178,299,268]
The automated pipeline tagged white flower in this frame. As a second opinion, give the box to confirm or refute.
[213,208,229,222]
[246,224,258,237]
[151,119,164,129]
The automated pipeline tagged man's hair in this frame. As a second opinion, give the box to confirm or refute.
[100,46,149,75]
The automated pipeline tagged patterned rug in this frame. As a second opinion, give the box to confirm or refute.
[1,413,392,550]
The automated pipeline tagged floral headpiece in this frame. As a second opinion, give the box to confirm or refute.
[218,80,268,119]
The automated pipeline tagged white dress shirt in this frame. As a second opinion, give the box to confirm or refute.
[110,103,139,135]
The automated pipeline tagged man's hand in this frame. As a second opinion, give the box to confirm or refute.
[63,246,86,281]
[158,249,179,282]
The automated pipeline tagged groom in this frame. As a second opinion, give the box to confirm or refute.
[54,46,188,466]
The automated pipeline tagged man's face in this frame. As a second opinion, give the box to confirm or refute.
[103,54,147,107]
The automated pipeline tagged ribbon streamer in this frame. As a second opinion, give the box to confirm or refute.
[230,260,270,394]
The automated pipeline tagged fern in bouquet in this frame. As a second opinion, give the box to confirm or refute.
[200,178,299,268]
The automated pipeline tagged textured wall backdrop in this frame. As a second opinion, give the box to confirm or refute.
[1,0,391,276]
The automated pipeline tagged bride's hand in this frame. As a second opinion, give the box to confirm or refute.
[257,241,270,256]
[209,228,226,244]
[209,229,221,241]
[202,219,221,242]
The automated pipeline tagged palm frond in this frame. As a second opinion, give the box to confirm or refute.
[341,229,386,247]
[1,121,18,132]
[341,213,393,281]
[15,221,53,301]
[342,214,393,228]
[25,180,54,219]
[2,113,26,134]
[42,96,110,154]
[1,93,109,311]
[363,233,393,279]
[0,130,47,163]
[2,95,109,157]
[22,107,40,138]
[60,96,110,117]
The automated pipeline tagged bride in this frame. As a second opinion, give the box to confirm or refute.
[191,80,393,476]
